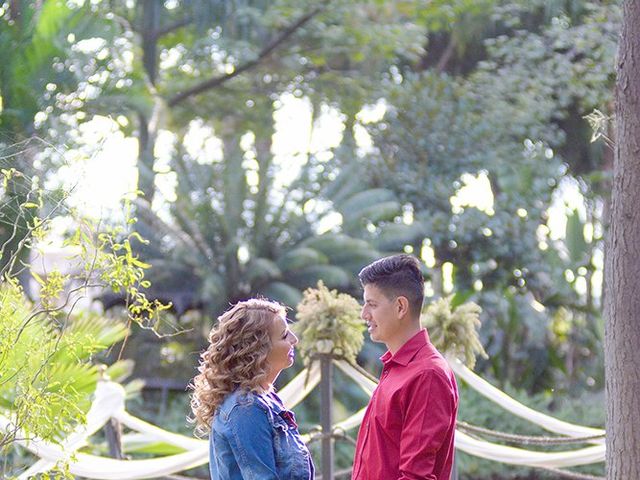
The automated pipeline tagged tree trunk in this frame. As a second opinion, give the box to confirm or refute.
[141,0,159,85]
[221,131,246,299]
[252,114,275,255]
[135,0,161,203]
[0,142,38,290]
[604,2,640,478]
[137,111,157,202]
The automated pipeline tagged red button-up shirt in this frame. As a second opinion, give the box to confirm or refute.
[352,330,458,480]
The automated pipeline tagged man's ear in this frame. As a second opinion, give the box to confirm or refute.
[396,295,410,319]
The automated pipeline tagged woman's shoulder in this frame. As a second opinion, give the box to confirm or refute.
[218,389,271,418]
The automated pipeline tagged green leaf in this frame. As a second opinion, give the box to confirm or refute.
[301,234,371,257]
[105,359,135,383]
[450,289,474,309]
[338,188,398,220]
[259,281,303,307]
[31,270,45,286]
[285,265,352,289]
[245,257,282,283]
[277,247,329,272]
[321,161,367,204]
[373,222,425,250]
[123,439,187,455]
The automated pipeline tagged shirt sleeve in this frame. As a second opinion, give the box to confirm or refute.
[226,402,280,480]
[397,370,457,480]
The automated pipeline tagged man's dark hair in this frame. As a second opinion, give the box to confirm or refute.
[358,254,424,317]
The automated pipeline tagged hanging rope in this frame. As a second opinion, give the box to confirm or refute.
[306,428,357,447]
[448,357,605,441]
[540,466,605,480]
[457,421,606,446]
[344,359,379,384]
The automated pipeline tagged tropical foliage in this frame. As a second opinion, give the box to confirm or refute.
[0,163,160,477]
[0,0,622,477]
[129,138,388,317]
[0,278,127,451]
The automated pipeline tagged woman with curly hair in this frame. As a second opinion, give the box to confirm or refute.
[191,298,314,480]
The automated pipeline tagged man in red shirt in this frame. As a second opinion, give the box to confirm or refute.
[352,254,458,480]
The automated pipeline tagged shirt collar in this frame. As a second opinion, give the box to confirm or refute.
[380,329,430,367]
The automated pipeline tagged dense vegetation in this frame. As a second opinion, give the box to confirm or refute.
[0,0,621,478]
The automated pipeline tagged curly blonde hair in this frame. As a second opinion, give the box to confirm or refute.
[190,298,286,435]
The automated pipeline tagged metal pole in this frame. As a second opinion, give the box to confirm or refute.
[98,368,124,459]
[320,354,334,480]
[104,418,124,459]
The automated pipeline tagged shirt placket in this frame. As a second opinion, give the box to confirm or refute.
[354,363,392,479]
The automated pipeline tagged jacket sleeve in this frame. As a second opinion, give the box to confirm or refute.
[225,402,280,480]
[397,371,457,480]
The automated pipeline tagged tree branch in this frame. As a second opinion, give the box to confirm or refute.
[436,35,456,73]
[153,17,193,39]
[168,2,329,107]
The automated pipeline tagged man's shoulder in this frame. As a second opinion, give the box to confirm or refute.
[409,348,457,388]
[415,343,452,369]
[410,362,454,382]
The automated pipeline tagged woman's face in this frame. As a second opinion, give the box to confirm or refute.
[266,314,299,374]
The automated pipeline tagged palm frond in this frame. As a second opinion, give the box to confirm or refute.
[0,280,128,443]
[342,200,402,233]
[300,233,371,257]
[258,281,303,307]
[321,161,367,205]
[285,265,351,289]
[338,188,398,220]
[373,222,426,250]
[51,311,129,363]
[245,257,282,284]
[277,247,329,272]
[105,359,135,383]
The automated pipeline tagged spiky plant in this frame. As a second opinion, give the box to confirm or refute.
[421,296,487,369]
[294,281,364,365]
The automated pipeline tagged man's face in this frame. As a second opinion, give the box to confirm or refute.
[361,284,402,346]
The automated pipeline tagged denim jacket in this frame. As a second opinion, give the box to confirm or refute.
[209,389,315,480]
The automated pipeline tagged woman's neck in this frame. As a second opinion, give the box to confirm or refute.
[261,368,281,391]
